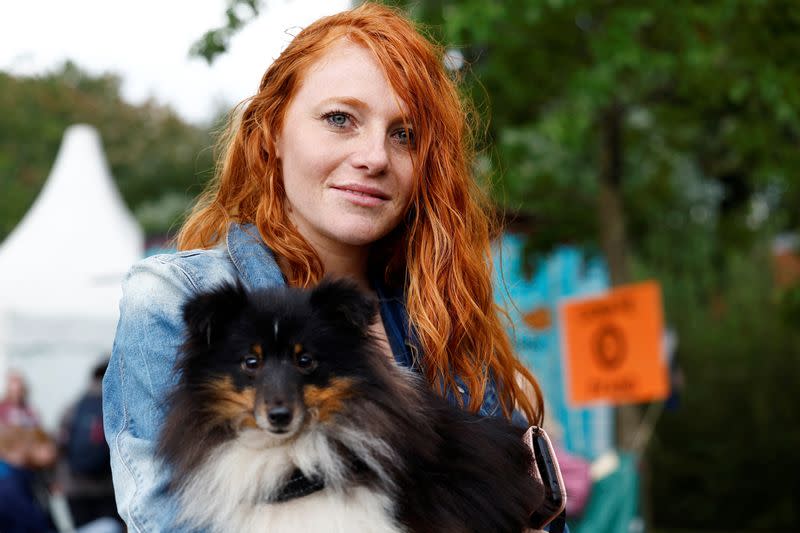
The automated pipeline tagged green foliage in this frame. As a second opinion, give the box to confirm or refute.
[643,249,800,529]
[778,283,800,325]
[0,62,215,240]
[191,0,263,64]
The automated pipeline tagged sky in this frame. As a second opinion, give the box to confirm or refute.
[0,0,351,125]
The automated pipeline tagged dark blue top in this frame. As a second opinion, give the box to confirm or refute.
[0,460,53,533]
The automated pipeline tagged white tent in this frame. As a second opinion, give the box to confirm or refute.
[0,124,144,430]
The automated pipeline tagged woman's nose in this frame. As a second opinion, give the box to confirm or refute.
[352,128,389,175]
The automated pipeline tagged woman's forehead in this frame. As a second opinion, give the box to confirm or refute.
[296,40,411,118]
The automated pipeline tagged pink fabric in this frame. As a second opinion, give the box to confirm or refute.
[0,401,39,428]
[554,446,592,518]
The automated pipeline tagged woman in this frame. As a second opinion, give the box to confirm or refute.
[0,371,40,429]
[103,3,545,531]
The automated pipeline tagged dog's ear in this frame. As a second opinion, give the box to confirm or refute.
[310,278,378,330]
[182,281,248,345]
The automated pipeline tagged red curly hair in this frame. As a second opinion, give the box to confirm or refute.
[177,2,543,424]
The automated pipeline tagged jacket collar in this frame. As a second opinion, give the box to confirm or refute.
[225,223,286,291]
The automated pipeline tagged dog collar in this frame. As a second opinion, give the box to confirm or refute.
[270,468,325,503]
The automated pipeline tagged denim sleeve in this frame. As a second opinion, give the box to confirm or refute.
[472,374,530,428]
[102,258,204,533]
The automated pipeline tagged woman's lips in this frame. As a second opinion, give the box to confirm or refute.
[332,184,389,206]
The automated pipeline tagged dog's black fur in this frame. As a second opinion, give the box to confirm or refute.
[158,279,543,533]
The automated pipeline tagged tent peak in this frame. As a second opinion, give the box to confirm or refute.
[0,124,143,285]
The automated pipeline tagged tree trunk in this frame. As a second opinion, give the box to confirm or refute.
[598,103,638,443]
[598,102,630,286]
[597,103,654,528]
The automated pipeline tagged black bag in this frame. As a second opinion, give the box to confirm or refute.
[525,426,568,532]
[67,394,111,478]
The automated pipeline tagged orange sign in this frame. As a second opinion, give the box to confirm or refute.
[561,281,668,406]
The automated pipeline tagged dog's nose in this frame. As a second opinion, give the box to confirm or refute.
[267,406,293,428]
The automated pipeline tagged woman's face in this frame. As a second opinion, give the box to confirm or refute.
[6,374,25,405]
[275,40,415,257]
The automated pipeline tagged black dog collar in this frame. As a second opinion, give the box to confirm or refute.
[270,468,326,503]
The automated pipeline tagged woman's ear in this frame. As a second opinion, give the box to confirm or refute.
[271,132,282,160]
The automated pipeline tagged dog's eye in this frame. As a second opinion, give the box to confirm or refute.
[241,356,262,372]
[296,353,317,373]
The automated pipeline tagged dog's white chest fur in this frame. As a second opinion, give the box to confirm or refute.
[175,430,405,533]
[227,487,403,533]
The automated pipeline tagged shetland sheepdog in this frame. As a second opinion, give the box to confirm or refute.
[157,279,543,533]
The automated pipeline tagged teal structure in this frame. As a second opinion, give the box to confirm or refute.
[493,234,614,459]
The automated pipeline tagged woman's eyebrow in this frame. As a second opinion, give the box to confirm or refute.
[318,96,368,110]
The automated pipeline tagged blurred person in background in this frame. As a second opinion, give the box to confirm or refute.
[57,358,121,529]
[0,425,123,533]
[103,2,560,531]
[0,425,58,532]
[0,370,41,428]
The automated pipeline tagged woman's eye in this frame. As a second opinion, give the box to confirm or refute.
[296,353,317,372]
[323,111,351,128]
[241,356,262,371]
[393,127,416,147]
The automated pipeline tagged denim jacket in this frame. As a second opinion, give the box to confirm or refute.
[103,223,516,532]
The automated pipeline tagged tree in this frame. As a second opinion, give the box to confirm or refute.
[0,62,216,239]
[191,0,263,64]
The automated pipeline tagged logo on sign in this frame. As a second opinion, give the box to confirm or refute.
[591,323,627,370]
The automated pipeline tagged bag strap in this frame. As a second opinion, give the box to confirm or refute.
[548,510,567,533]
